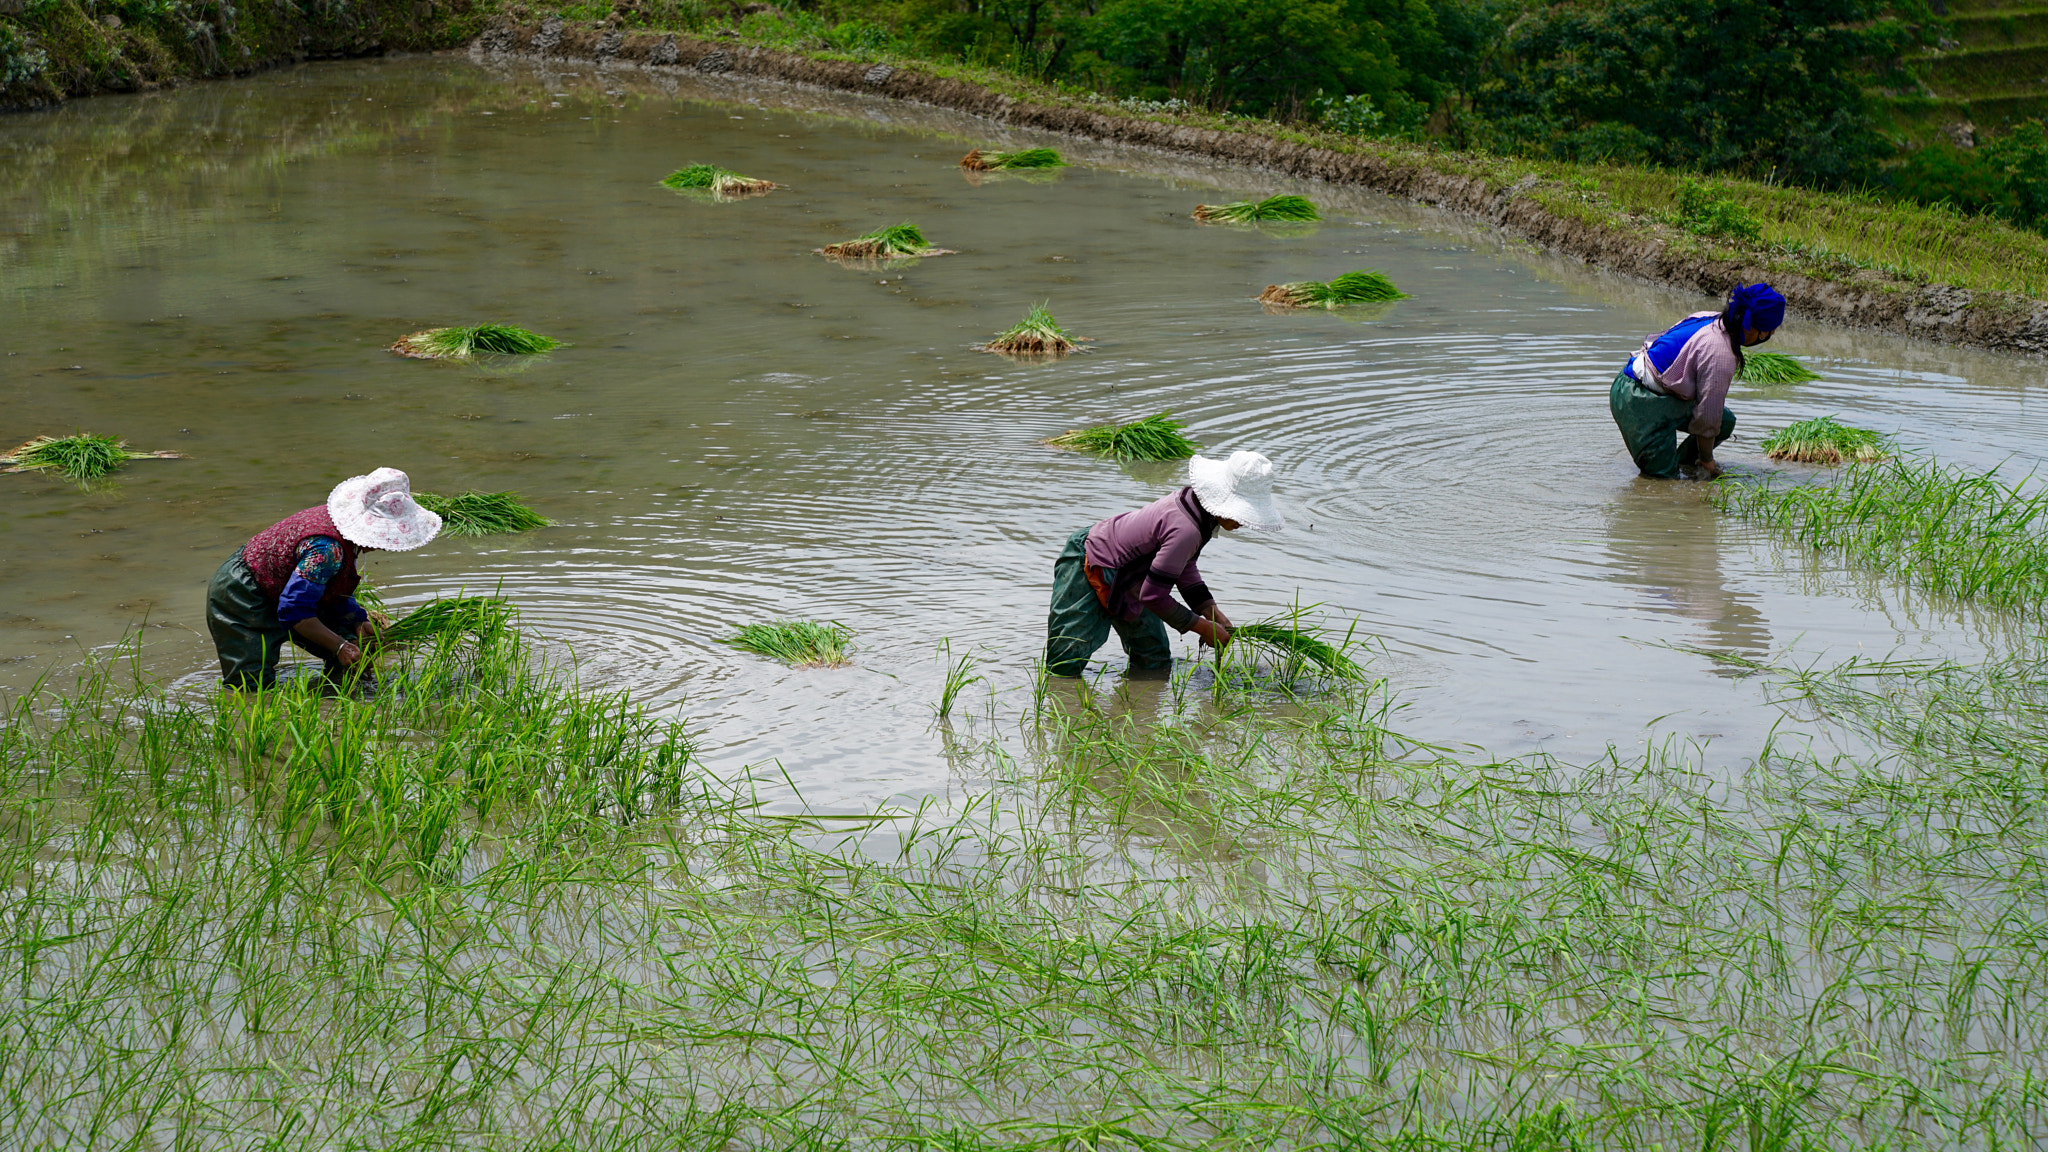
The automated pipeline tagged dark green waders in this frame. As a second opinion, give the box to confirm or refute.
[1609,369,1737,480]
[205,551,356,690]
[1044,527,1175,678]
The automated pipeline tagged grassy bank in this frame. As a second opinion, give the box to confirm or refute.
[3,605,2045,1145]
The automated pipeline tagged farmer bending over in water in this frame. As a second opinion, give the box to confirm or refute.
[1046,450,1283,677]
[205,467,443,690]
[1611,282,1786,479]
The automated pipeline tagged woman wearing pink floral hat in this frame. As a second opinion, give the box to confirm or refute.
[204,467,443,690]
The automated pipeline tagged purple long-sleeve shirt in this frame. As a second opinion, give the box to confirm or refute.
[1083,487,1217,631]
[1632,311,1741,438]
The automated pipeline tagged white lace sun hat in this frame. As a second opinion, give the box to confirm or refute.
[1187,450,1284,531]
[327,467,443,551]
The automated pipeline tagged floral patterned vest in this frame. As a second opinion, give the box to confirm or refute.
[240,506,362,609]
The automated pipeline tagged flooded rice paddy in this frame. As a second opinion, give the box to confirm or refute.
[5,54,2048,1150]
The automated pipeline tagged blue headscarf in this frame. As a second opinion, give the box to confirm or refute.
[1728,282,1786,333]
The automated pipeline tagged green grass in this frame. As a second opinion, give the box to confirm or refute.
[1713,455,2048,609]
[377,596,516,646]
[959,146,1067,170]
[725,620,854,667]
[391,323,563,360]
[0,432,175,479]
[983,302,1079,355]
[412,491,554,536]
[1193,193,1321,222]
[1259,269,1408,307]
[817,222,951,260]
[1044,412,1198,460]
[1759,416,1891,464]
[659,163,777,196]
[1737,350,1824,384]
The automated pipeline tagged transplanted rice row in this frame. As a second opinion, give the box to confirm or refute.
[391,323,563,360]
[1192,193,1320,223]
[958,147,1067,170]
[7,620,2046,1147]
[1759,415,1891,464]
[1,432,184,479]
[412,490,554,536]
[1044,412,1198,461]
[1259,269,1408,308]
[816,222,954,261]
[659,163,779,196]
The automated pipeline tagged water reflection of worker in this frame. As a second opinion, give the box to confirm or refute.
[205,468,443,690]
[1611,283,1786,479]
[1046,451,1283,677]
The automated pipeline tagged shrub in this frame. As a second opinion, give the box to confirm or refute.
[1675,179,1764,244]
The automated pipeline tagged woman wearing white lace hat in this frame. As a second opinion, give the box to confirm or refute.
[204,467,443,690]
[1046,450,1283,678]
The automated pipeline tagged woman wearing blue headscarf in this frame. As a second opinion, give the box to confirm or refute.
[1611,283,1786,479]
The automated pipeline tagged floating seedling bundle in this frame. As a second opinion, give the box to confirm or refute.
[413,491,553,537]
[391,324,563,361]
[1737,351,1823,385]
[959,147,1067,171]
[1045,413,1198,461]
[660,164,779,197]
[1760,416,1891,465]
[379,596,515,646]
[1259,270,1408,308]
[817,223,954,262]
[1193,194,1320,223]
[1,433,185,479]
[982,303,1083,357]
[725,621,853,668]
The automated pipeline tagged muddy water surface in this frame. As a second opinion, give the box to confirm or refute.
[4,54,2043,807]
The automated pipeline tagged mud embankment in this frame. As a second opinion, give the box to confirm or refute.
[476,18,2048,356]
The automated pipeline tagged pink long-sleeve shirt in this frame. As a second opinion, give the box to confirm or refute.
[1633,311,1741,438]
[1083,487,1216,632]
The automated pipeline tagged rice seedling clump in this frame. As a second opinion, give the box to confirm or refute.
[2,432,182,479]
[1192,193,1320,223]
[1231,618,1364,680]
[817,223,953,260]
[1045,413,1198,461]
[726,620,854,667]
[412,491,554,536]
[982,302,1081,356]
[1259,269,1408,308]
[660,164,778,197]
[378,596,515,646]
[391,323,563,360]
[958,147,1067,171]
[1759,415,1890,464]
[1736,350,1822,384]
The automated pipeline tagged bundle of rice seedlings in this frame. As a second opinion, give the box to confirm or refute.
[391,323,563,360]
[959,147,1068,171]
[1192,194,1320,223]
[1232,618,1364,680]
[379,596,514,646]
[725,621,853,668]
[660,164,779,196]
[412,491,553,536]
[981,303,1081,356]
[1737,351,1823,385]
[1,433,184,479]
[1045,413,1198,461]
[1760,416,1891,465]
[1259,269,1407,308]
[816,223,953,260]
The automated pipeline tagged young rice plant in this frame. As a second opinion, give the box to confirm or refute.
[660,164,779,196]
[1044,413,1198,461]
[391,323,563,360]
[958,147,1067,171]
[1259,269,1408,308]
[1759,416,1891,465]
[413,491,554,536]
[725,620,854,667]
[982,302,1081,356]
[1,433,183,480]
[817,223,953,260]
[378,596,516,646]
[1192,194,1320,223]
[1737,351,1823,384]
